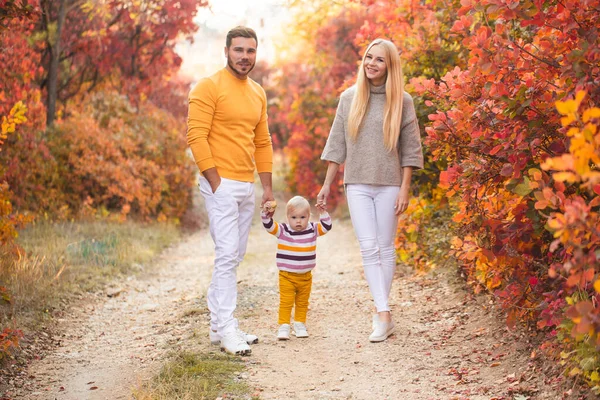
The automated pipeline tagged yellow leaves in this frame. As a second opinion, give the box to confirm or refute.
[594,279,600,294]
[528,167,543,181]
[1,101,28,152]
[547,213,566,238]
[570,367,583,376]
[556,90,586,127]
[583,107,600,123]
[556,98,578,115]
[541,154,574,171]
[553,172,579,183]
[1,101,28,134]
[545,95,600,195]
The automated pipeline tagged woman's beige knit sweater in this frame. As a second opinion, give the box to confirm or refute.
[321,84,424,186]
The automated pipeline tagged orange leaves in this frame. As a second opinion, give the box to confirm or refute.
[534,187,559,210]
[0,327,23,357]
[269,8,366,208]
[565,268,595,288]
[2,93,195,222]
[566,300,596,336]
[458,0,475,15]
[439,166,461,191]
[451,15,474,34]
[414,3,600,370]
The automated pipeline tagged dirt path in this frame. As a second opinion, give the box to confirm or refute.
[11,206,574,399]
[244,218,566,399]
[14,229,216,399]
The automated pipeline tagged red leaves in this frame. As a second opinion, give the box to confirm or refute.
[500,163,514,177]
[528,277,539,286]
[411,3,600,368]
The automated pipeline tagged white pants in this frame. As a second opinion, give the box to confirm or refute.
[346,184,400,312]
[198,176,255,336]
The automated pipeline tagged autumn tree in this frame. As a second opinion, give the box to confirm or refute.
[0,0,34,30]
[409,0,600,385]
[0,0,208,219]
[33,0,206,126]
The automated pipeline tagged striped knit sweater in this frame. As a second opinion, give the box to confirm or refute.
[261,212,333,273]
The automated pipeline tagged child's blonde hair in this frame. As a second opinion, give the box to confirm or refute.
[286,196,310,215]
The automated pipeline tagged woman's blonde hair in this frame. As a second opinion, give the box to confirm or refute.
[286,196,310,214]
[347,39,404,151]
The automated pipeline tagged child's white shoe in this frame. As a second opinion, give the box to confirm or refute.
[277,324,290,340]
[369,314,395,342]
[293,322,309,338]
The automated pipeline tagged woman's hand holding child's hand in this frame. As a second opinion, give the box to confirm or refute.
[315,201,327,214]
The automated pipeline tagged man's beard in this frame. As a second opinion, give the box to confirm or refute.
[227,57,255,77]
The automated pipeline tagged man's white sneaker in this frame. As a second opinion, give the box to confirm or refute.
[277,324,290,340]
[293,322,309,338]
[220,331,251,356]
[210,329,258,345]
[369,315,395,342]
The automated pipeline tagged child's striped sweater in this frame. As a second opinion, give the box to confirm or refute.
[261,212,332,273]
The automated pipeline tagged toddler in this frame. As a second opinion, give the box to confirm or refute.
[261,196,332,339]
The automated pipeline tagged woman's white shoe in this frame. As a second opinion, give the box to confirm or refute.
[369,314,395,342]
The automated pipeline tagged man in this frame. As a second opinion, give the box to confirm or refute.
[187,26,274,356]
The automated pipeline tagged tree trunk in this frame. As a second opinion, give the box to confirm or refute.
[46,0,67,128]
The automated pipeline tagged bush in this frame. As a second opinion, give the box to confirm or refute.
[2,93,196,221]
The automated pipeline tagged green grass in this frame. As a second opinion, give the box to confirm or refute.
[133,352,256,400]
[0,220,181,334]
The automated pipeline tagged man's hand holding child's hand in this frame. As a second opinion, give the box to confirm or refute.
[262,200,277,218]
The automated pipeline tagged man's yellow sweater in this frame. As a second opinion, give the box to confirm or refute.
[187,68,273,182]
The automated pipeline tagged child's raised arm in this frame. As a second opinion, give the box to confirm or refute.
[260,210,281,237]
[316,211,332,237]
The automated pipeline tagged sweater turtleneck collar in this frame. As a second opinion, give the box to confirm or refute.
[370,83,386,94]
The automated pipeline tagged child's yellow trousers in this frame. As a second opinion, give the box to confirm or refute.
[278,270,312,324]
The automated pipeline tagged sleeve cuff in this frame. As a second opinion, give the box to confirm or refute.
[256,161,273,173]
[198,159,216,172]
[401,160,424,170]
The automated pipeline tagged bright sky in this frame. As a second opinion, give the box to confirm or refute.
[176,0,291,83]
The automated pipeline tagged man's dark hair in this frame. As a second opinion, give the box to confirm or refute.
[226,26,258,48]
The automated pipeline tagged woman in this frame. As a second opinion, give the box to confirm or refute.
[317,39,424,342]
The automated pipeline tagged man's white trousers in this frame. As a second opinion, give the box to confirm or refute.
[199,176,255,336]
